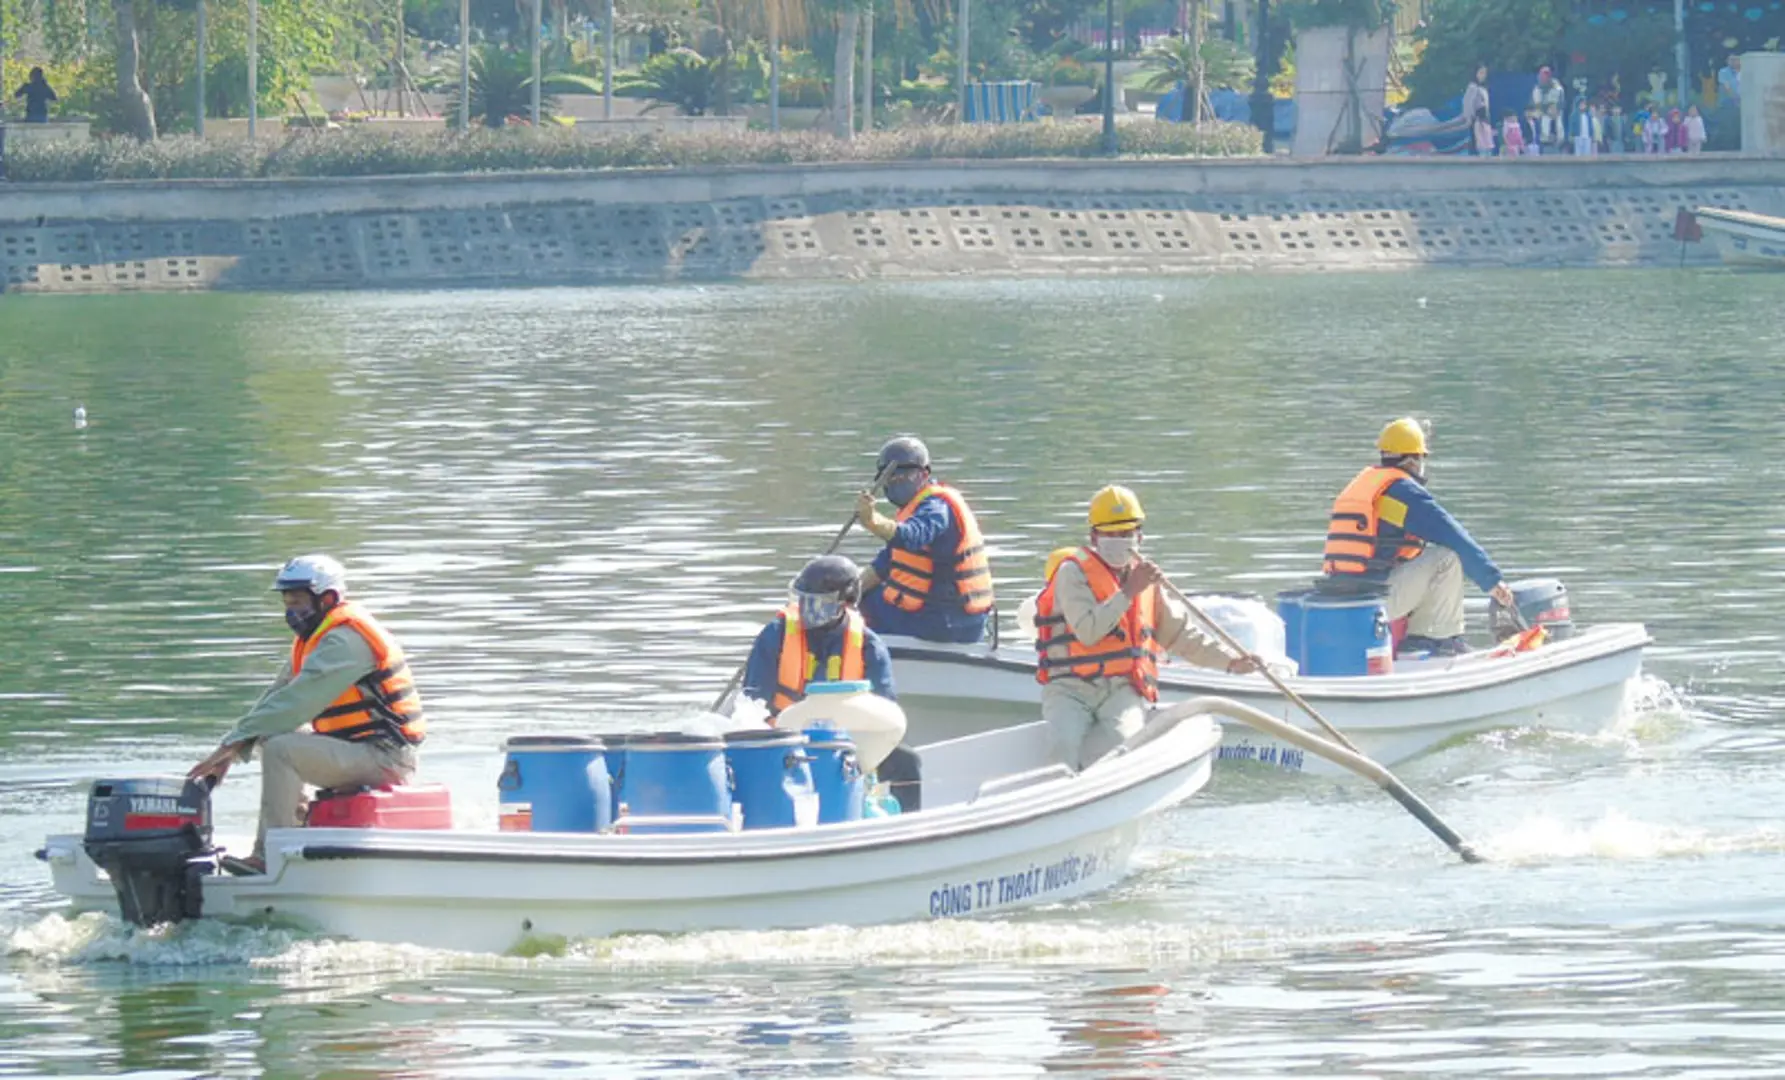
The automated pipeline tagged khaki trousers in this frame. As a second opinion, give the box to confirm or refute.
[1387,545,1466,638]
[1041,678,1151,770]
[255,732,417,859]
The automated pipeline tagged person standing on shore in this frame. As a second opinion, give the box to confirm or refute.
[1464,66,1494,157]
[12,68,57,123]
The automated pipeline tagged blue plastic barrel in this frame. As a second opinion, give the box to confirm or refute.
[803,727,864,824]
[723,729,817,830]
[1299,591,1393,676]
[611,733,733,834]
[498,735,612,833]
[1275,589,1309,667]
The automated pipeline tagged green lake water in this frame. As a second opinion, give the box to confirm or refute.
[3,270,1785,1076]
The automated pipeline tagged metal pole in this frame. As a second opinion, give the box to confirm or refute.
[248,0,258,138]
[396,0,406,116]
[529,0,541,126]
[955,0,968,123]
[196,0,207,137]
[458,0,469,129]
[1101,0,1116,153]
[1673,0,1687,109]
[860,2,872,133]
[1249,0,1272,152]
[769,0,780,131]
[603,0,614,119]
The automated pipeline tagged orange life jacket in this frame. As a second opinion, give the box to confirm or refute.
[771,604,866,716]
[291,601,426,746]
[1032,548,1160,701]
[880,483,995,616]
[1322,465,1426,578]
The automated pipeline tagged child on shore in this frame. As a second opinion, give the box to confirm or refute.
[1682,106,1705,153]
[1643,105,1668,153]
[1501,111,1527,157]
[1606,104,1628,153]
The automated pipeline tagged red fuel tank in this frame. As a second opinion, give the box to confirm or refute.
[305,784,454,830]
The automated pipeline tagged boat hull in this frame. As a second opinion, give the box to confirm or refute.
[888,623,1650,776]
[40,713,1220,954]
[1693,207,1785,268]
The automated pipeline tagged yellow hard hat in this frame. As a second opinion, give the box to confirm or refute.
[1377,417,1429,456]
[1042,546,1079,580]
[1088,485,1145,532]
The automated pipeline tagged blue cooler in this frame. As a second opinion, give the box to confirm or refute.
[498,735,613,833]
[724,729,817,830]
[611,733,733,834]
[1299,590,1393,676]
[803,727,864,824]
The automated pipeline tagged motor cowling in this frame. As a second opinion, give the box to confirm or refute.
[1488,578,1576,643]
[82,777,215,928]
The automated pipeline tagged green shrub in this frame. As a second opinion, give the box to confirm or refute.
[4,121,1262,183]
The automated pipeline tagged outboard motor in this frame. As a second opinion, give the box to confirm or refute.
[1488,578,1576,643]
[83,777,215,928]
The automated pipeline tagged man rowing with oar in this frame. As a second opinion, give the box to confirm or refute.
[852,436,996,644]
[1032,486,1257,770]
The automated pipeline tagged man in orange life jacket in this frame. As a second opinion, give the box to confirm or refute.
[742,554,896,715]
[1035,486,1256,769]
[188,555,422,873]
[853,436,995,644]
[1321,418,1516,657]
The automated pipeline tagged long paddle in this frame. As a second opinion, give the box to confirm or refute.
[1158,575,1483,864]
[707,470,887,715]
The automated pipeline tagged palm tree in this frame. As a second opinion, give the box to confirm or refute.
[617,48,731,115]
[1136,35,1254,94]
[451,46,603,128]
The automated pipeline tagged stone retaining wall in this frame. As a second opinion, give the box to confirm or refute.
[2,156,1781,293]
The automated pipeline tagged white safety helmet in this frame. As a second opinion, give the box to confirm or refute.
[270,554,348,599]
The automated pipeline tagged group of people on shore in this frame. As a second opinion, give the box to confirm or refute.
[187,422,1513,864]
[1465,63,1723,158]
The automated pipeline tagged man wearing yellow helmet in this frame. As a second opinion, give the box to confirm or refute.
[1031,486,1256,769]
[1321,419,1516,656]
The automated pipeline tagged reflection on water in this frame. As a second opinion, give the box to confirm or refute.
[3,271,1785,1075]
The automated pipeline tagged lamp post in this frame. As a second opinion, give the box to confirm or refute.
[1248,0,1272,152]
[196,0,207,137]
[769,0,780,131]
[248,0,258,138]
[529,0,541,126]
[1101,0,1116,153]
[604,0,615,119]
[459,0,469,130]
[956,0,968,123]
[1672,0,1687,108]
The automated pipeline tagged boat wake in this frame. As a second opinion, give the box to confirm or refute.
[1475,808,1785,864]
[4,906,1279,972]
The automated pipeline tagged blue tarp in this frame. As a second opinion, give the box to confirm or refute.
[964,81,1040,124]
[1157,85,1296,141]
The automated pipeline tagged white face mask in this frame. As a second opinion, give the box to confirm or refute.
[1092,533,1139,567]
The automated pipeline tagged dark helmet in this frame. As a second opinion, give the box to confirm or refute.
[792,554,861,603]
[876,435,931,478]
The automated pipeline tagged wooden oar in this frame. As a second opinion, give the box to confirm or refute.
[1158,576,1483,864]
[707,471,886,715]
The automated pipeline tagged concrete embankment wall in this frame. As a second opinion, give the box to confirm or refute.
[2,156,1782,293]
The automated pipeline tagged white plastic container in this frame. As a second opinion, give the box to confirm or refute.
[773,681,908,773]
[1181,593,1296,673]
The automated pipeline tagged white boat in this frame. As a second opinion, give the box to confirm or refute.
[1692,207,1785,268]
[886,622,1652,777]
[37,706,1221,955]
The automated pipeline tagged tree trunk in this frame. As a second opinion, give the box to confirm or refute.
[114,0,157,140]
[832,7,858,140]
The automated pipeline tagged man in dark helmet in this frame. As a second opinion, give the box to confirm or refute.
[743,553,896,718]
[854,435,995,644]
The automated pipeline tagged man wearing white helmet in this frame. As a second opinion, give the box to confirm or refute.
[188,554,423,874]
